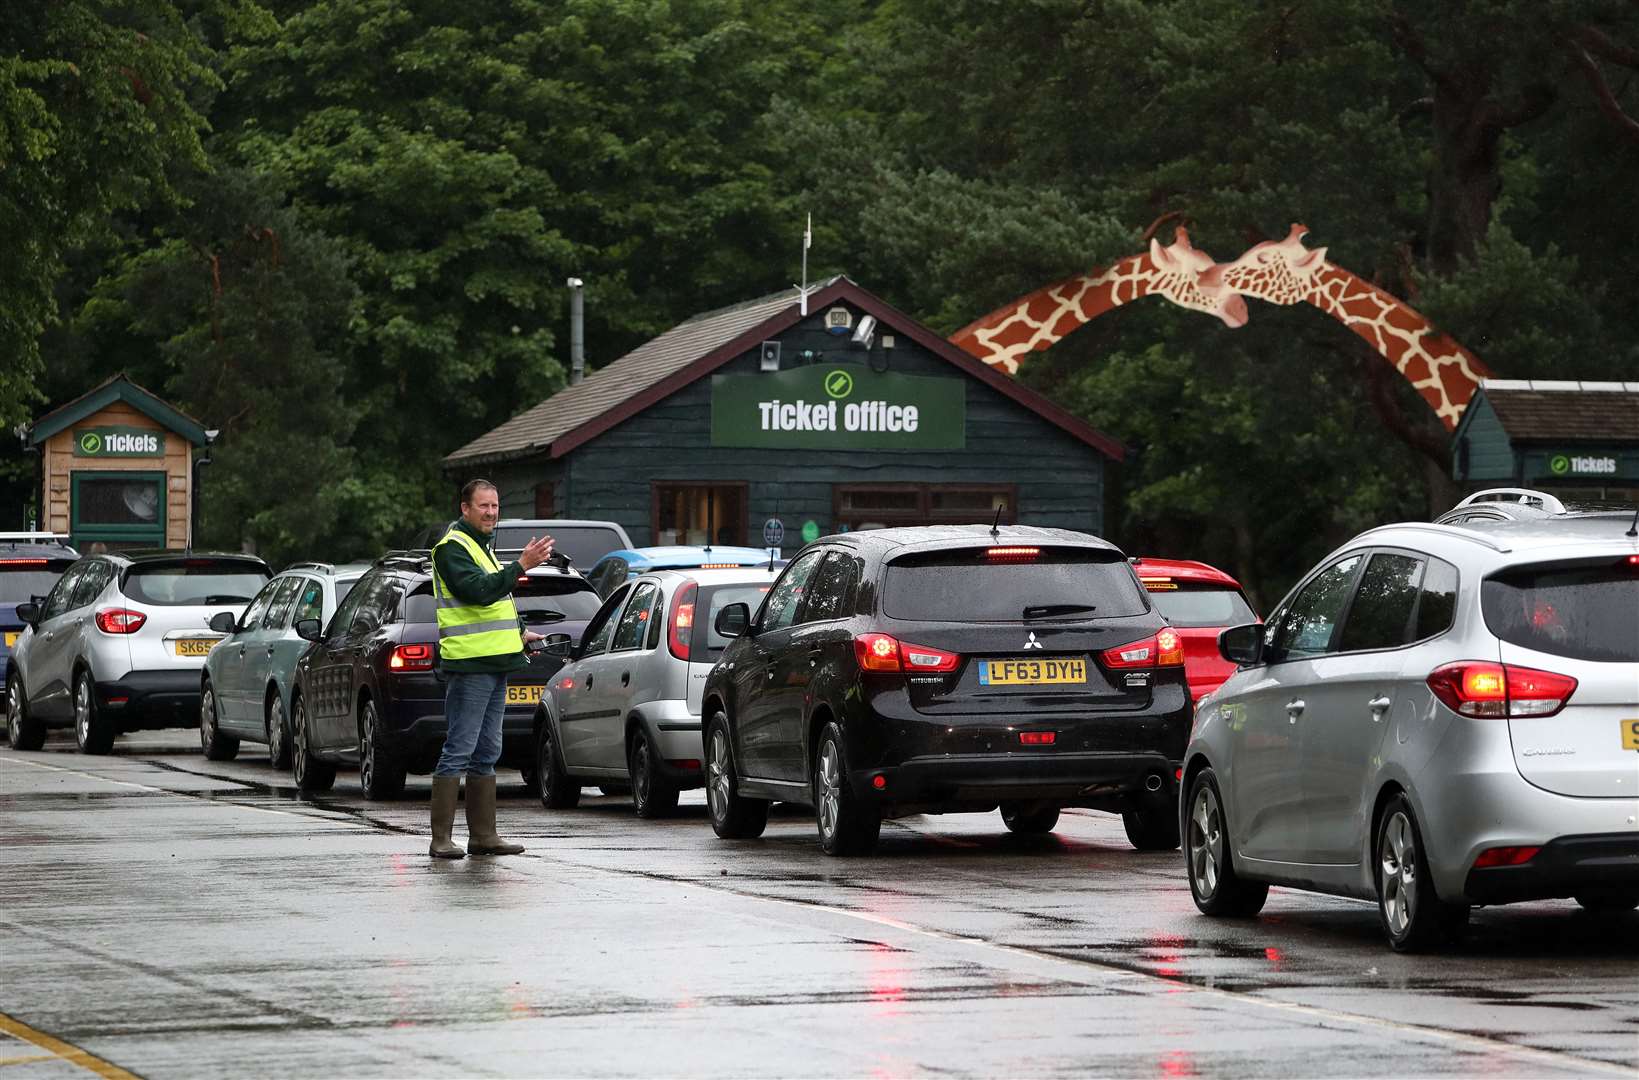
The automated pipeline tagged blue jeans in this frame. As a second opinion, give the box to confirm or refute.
[436,672,507,777]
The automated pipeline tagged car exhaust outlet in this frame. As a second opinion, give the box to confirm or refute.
[1144,773,1164,793]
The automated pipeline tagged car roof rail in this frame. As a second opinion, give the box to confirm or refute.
[0,531,74,542]
[1453,488,1567,514]
[373,549,433,570]
[284,561,336,573]
[1353,522,1513,553]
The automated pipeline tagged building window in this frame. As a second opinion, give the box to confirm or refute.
[71,472,167,547]
[533,481,555,518]
[653,483,746,546]
[834,484,1016,532]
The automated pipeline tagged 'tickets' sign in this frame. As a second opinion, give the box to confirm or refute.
[711,366,965,450]
[73,426,164,458]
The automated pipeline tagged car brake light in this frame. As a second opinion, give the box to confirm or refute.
[1018,731,1055,745]
[698,563,738,569]
[1426,661,1578,718]
[1101,631,1185,669]
[1473,845,1540,868]
[854,633,902,672]
[668,582,698,661]
[557,676,575,690]
[388,643,435,672]
[94,608,146,634]
[0,559,48,566]
[1140,576,1179,591]
[985,546,1039,562]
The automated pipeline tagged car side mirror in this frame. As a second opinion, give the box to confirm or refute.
[715,602,750,639]
[15,602,39,626]
[295,618,322,642]
[1219,622,1265,666]
[208,612,237,634]
[540,632,573,658]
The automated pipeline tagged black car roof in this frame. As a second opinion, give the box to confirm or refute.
[811,524,1122,556]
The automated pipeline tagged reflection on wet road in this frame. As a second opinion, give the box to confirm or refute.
[2,732,1636,1078]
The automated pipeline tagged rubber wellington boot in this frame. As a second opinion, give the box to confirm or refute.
[428,776,466,859]
[465,774,525,855]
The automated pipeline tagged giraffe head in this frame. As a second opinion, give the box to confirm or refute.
[1213,223,1329,306]
[1148,228,1250,328]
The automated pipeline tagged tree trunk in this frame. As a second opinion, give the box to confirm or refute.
[1426,77,1500,274]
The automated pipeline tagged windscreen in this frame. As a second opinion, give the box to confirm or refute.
[1148,586,1257,628]
[1482,559,1639,663]
[494,526,623,569]
[882,548,1148,622]
[0,561,76,602]
[123,563,270,606]
[698,583,773,656]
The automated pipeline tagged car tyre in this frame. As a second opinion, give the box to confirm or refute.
[1185,768,1269,917]
[1573,891,1639,913]
[518,764,541,798]
[629,728,679,819]
[1375,794,1468,952]
[74,669,117,755]
[814,721,879,856]
[535,716,581,809]
[6,674,45,751]
[1123,805,1180,851]
[358,699,406,801]
[705,712,768,840]
[291,694,336,793]
[199,680,239,761]
[1000,802,1060,835]
[265,689,293,770]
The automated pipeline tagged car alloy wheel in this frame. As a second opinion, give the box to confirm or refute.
[1374,794,1466,952]
[75,678,92,749]
[813,723,879,856]
[535,718,580,809]
[1189,783,1224,898]
[199,683,239,761]
[1183,767,1266,917]
[816,739,842,842]
[704,714,768,840]
[1379,809,1417,938]
[266,693,290,769]
[358,700,404,800]
[7,676,43,751]
[290,696,335,792]
[707,727,732,825]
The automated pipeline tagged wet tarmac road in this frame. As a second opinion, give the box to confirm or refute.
[2,731,1636,1078]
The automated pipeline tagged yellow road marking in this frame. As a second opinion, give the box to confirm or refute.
[0,1055,59,1067]
[0,1013,141,1079]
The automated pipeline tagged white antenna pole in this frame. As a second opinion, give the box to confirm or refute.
[800,213,811,315]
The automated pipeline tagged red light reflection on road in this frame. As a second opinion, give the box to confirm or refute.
[1264,946,1285,971]
[1158,1049,1197,1077]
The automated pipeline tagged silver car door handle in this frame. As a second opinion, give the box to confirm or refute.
[620,672,629,686]
[1368,695,1392,720]
[1286,699,1306,722]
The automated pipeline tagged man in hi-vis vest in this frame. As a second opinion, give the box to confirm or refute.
[428,479,553,858]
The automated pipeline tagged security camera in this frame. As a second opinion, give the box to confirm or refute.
[204,429,220,444]
[850,315,877,351]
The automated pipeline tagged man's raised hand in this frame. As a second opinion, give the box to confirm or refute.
[517,535,555,571]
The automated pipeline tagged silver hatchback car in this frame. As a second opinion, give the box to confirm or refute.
[1182,511,1639,950]
[532,566,779,816]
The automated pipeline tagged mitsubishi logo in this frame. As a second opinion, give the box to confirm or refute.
[1023,632,1043,650]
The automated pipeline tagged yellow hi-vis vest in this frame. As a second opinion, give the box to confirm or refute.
[432,526,523,662]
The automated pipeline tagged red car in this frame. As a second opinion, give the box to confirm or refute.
[1130,557,1258,703]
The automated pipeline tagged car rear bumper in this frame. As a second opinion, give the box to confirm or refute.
[635,698,704,786]
[1463,832,1639,904]
[850,750,1180,812]
[378,697,540,769]
[94,670,203,730]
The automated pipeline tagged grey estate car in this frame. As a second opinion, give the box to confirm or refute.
[6,552,271,753]
[1182,510,1639,951]
[198,562,365,766]
[532,566,778,816]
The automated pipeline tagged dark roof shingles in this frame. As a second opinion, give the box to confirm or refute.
[1484,389,1639,441]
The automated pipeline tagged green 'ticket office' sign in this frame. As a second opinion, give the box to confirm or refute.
[711,366,965,450]
[73,426,165,457]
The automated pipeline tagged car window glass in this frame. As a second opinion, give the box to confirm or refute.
[1338,553,1424,652]
[325,573,373,637]
[43,564,86,620]
[70,561,112,609]
[1148,587,1257,628]
[760,550,825,633]
[293,578,325,628]
[263,575,305,630]
[1266,554,1363,661]
[238,580,283,633]
[800,553,859,624]
[1412,558,1458,641]
[612,582,660,651]
[579,585,630,656]
[351,576,402,633]
[600,559,629,597]
[1481,559,1639,663]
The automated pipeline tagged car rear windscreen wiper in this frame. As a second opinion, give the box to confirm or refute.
[1022,603,1097,619]
[521,610,566,624]
[202,594,251,604]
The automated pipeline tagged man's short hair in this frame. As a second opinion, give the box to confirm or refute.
[460,478,498,506]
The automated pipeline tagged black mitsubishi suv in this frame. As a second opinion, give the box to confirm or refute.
[701,526,1192,855]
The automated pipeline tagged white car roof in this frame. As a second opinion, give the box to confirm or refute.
[639,566,785,587]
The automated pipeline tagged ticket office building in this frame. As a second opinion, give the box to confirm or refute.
[1454,379,1639,506]
[444,278,1124,555]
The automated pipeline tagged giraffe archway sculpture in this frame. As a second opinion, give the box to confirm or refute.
[949,224,1491,430]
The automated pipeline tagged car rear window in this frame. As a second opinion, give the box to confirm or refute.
[698,582,774,656]
[123,563,270,606]
[494,526,624,569]
[0,560,76,602]
[1481,559,1639,663]
[1147,586,1256,628]
[882,548,1148,622]
[401,576,602,625]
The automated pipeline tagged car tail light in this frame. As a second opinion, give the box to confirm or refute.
[1140,576,1179,591]
[1473,845,1540,868]
[853,634,958,673]
[1426,661,1578,718]
[985,546,1039,562]
[1018,731,1055,745]
[854,633,902,672]
[1101,630,1185,669]
[698,563,738,569]
[0,559,48,566]
[668,582,698,661]
[94,608,146,634]
[388,643,435,672]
